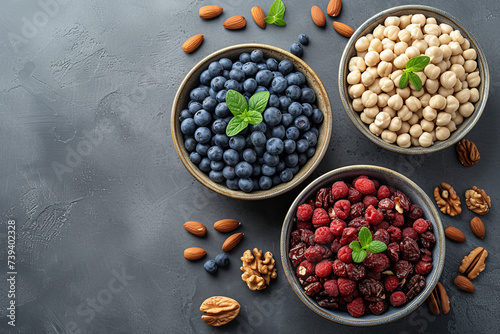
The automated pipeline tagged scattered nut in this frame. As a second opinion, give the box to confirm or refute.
[427,282,450,315]
[434,182,462,216]
[214,219,241,233]
[465,186,491,215]
[184,221,207,237]
[184,247,207,261]
[456,139,480,166]
[470,217,485,238]
[454,275,475,293]
[459,246,488,280]
[222,233,244,252]
[444,226,466,242]
[240,248,277,290]
[200,296,240,326]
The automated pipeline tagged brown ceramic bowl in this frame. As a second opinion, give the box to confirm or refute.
[171,43,332,200]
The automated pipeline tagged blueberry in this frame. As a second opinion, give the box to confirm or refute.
[207,146,223,161]
[286,73,302,86]
[224,79,241,91]
[194,109,212,126]
[223,148,239,166]
[250,131,267,147]
[310,127,319,136]
[222,166,236,179]
[229,135,246,151]
[211,160,225,171]
[261,164,276,176]
[179,109,192,122]
[252,178,260,190]
[196,143,210,156]
[286,85,302,100]
[288,102,303,117]
[188,101,203,114]
[279,96,292,110]
[298,33,309,44]
[209,88,217,98]
[219,58,233,70]
[250,49,264,62]
[296,139,309,153]
[268,94,280,108]
[272,125,286,139]
[300,103,312,117]
[226,178,240,190]
[232,61,243,70]
[294,115,311,132]
[209,170,225,183]
[259,176,272,190]
[286,126,300,140]
[243,78,257,93]
[266,58,279,71]
[199,85,210,96]
[184,137,197,152]
[239,53,251,63]
[280,168,294,182]
[281,113,294,127]
[194,127,212,144]
[204,259,218,274]
[289,43,303,57]
[257,63,268,71]
[215,253,230,267]
[302,131,318,147]
[255,86,268,93]
[276,160,286,172]
[300,87,316,103]
[200,70,212,85]
[263,107,282,126]
[215,102,230,118]
[242,62,258,77]
[180,118,196,135]
[284,153,299,167]
[190,87,209,102]
[190,152,202,165]
[211,119,227,134]
[263,152,280,167]
[208,61,224,77]
[229,69,245,82]
[254,145,265,156]
[214,134,229,148]
[306,147,316,158]
[235,162,253,178]
[298,153,308,166]
[273,71,284,78]
[211,76,226,92]
[284,139,297,154]
[279,59,294,75]
[250,123,267,133]
[202,96,217,112]
[223,70,230,79]
[272,175,282,186]
[271,76,287,94]
[256,70,273,86]
[253,165,262,178]
[216,90,227,102]
[243,148,257,163]
[312,108,324,123]
[296,72,306,86]
[199,157,211,172]
[238,178,254,192]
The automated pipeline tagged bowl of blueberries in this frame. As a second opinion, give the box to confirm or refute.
[171,43,333,200]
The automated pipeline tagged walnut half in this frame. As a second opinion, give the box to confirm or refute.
[465,186,491,215]
[434,182,462,216]
[456,139,480,166]
[240,248,277,290]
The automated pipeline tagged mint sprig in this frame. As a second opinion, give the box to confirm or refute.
[264,0,286,26]
[399,55,430,91]
[226,90,270,137]
[349,227,388,263]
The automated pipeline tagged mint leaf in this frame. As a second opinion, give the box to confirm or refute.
[249,91,270,113]
[274,18,287,26]
[226,90,247,116]
[409,72,423,91]
[349,240,362,252]
[265,0,286,26]
[352,249,367,263]
[405,56,430,72]
[226,117,248,137]
[367,240,388,253]
[358,227,372,248]
[245,110,263,125]
[399,71,410,89]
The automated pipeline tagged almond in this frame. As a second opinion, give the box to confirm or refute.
[184,221,207,237]
[182,34,204,53]
[327,0,342,17]
[222,232,244,252]
[223,16,246,30]
[444,226,466,242]
[251,6,266,29]
[184,247,207,261]
[454,275,475,293]
[470,216,485,238]
[214,219,241,233]
[332,21,354,37]
[311,6,326,27]
[199,5,223,19]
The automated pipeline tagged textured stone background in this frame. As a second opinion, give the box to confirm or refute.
[0,0,499,333]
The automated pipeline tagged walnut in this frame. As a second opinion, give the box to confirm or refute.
[456,139,480,166]
[465,186,491,215]
[200,296,240,326]
[434,182,462,216]
[240,248,277,290]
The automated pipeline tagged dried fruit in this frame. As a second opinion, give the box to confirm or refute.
[184,221,207,236]
[182,34,204,53]
[459,246,488,280]
[454,275,475,293]
[200,296,240,326]
[434,182,462,216]
[222,232,244,252]
[311,6,326,27]
[199,5,223,19]
[465,186,491,215]
[327,0,342,17]
[333,22,354,38]
[470,217,485,238]
[444,226,466,242]
[214,219,241,233]
[223,16,246,30]
[456,139,480,166]
[427,282,450,315]
[184,247,207,261]
[240,248,277,290]
[251,6,266,28]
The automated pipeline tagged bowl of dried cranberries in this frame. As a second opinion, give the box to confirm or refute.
[280,165,445,326]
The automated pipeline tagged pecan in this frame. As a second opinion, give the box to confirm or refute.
[404,274,426,301]
[315,188,328,208]
[200,296,240,326]
[427,282,450,315]
[459,246,488,280]
[240,248,277,290]
[456,139,480,166]
[434,182,462,216]
[465,186,491,215]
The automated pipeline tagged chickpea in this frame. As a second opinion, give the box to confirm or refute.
[398,29,412,43]
[360,111,375,124]
[380,49,395,62]
[378,61,393,77]
[416,108,423,118]
[352,98,364,111]
[364,106,380,118]
[357,51,368,59]
[388,94,404,111]
[427,17,438,25]
[405,96,422,112]
[453,79,463,93]
[421,119,435,132]
[426,35,441,47]
[411,14,426,27]
[424,64,441,80]
[396,87,411,99]
[450,55,465,65]
[425,46,443,64]
[381,129,397,143]
[439,71,457,89]
[382,106,396,118]
[347,70,361,85]
[462,80,469,90]
[461,39,471,50]
[469,88,479,103]
[396,133,412,147]
[411,137,421,147]
[409,124,423,138]
[377,93,390,107]
[385,26,400,41]
[440,23,453,34]
[397,105,412,121]
[379,77,395,92]
[412,39,428,54]
[411,87,426,98]
[385,16,401,27]
[368,79,382,94]
[366,66,379,78]
[425,79,439,94]
[399,15,412,29]
[440,45,452,60]
[375,111,391,129]
[435,126,451,141]
[422,106,437,121]
[369,123,383,135]
[419,132,433,147]
[444,95,460,113]
[408,25,424,40]
[430,130,437,142]
[390,70,404,81]
[459,102,475,117]
[373,25,385,40]
[409,113,420,125]
[361,71,376,86]
[449,64,466,79]
[464,60,477,73]
[369,39,383,53]
[436,60,448,74]
[405,46,420,59]
[450,30,465,44]
[420,93,431,107]
[361,90,378,107]
[449,42,463,56]
[455,88,470,104]
[365,51,381,67]
[425,24,441,37]
[355,36,370,52]
[445,121,457,132]
[394,42,409,56]
[452,113,464,126]
[438,86,454,98]
[467,72,481,88]
[429,94,447,110]
[394,54,409,69]
[349,83,365,98]
[366,34,374,42]
[463,48,477,60]
[388,116,403,132]
[436,112,452,126]
[349,57,362,72]
[439,34,452,45]
[397,121,411,135]
[382,38,396,51]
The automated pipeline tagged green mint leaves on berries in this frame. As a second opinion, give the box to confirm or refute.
[399,55,430,91]
[264,0,286,26]
[226,90,270,137]
[349,227,388,263]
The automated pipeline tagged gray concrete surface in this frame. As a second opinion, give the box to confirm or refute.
[0,0,499,333]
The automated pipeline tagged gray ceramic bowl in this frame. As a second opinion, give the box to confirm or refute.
[280,165,445,326]
[339,5,490,154]
[171,43,333,200]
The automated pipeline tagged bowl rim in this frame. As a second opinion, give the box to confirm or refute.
[280,164,445,326]
[171,43,333,200]
[338,5,490,155]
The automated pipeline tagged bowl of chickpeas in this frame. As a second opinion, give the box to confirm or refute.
[339,5,489,154]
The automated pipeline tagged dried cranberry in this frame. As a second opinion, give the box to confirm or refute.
[373,229,390,245]
[394,260,414,279]
[337,246,353,263]
[365,205,384,225]
[402,227,418,241]
[349,202,365,219]
[413,218,428,234]
[291,230,301,247]
[297,203,313,221]
[297,260,315,278]
[316,259,333,277]
[369,301,387,315]
[408,204,423,220]
[377,185,391,199]
[315,226,334,244]
[317,298,340,309]
[387,242,400,262]
[304,245,325,262]
[392,213,405,227]
[330,218,347,236]
[363,253,389,273]
[355,178,376,195]
[365,270,382,281]
[332,259,348,277]
[312,208,330,227]
[347,297,365,317]
[363,195,379,208]
[348,186,362,203]
[404,274,426,300]
[320,245,332,259]
[340,227,358,245]
[394,191,410,212]
[300,274,319,286]
[359,278,384,301]
[378,198,394,210]
[299,229,316,246]
[373,221,389,231]
[384,275,399,292]
[324,279,339,297]
[289,242,306,266]
[400,237,420,262]
[296,220,312,230]
[315,188,328,208]
[304,281,322,296]
[421,255,432,262]
[348,217,370,231]
[332,181,349,200]
[341,290,359,303]
[387,226,402,243]
[389,291,407,306]
[338,277,357,295]
[331,237,342,253]
[347,263,366,281]
[419,231,436,248]
[415,260,433,275]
